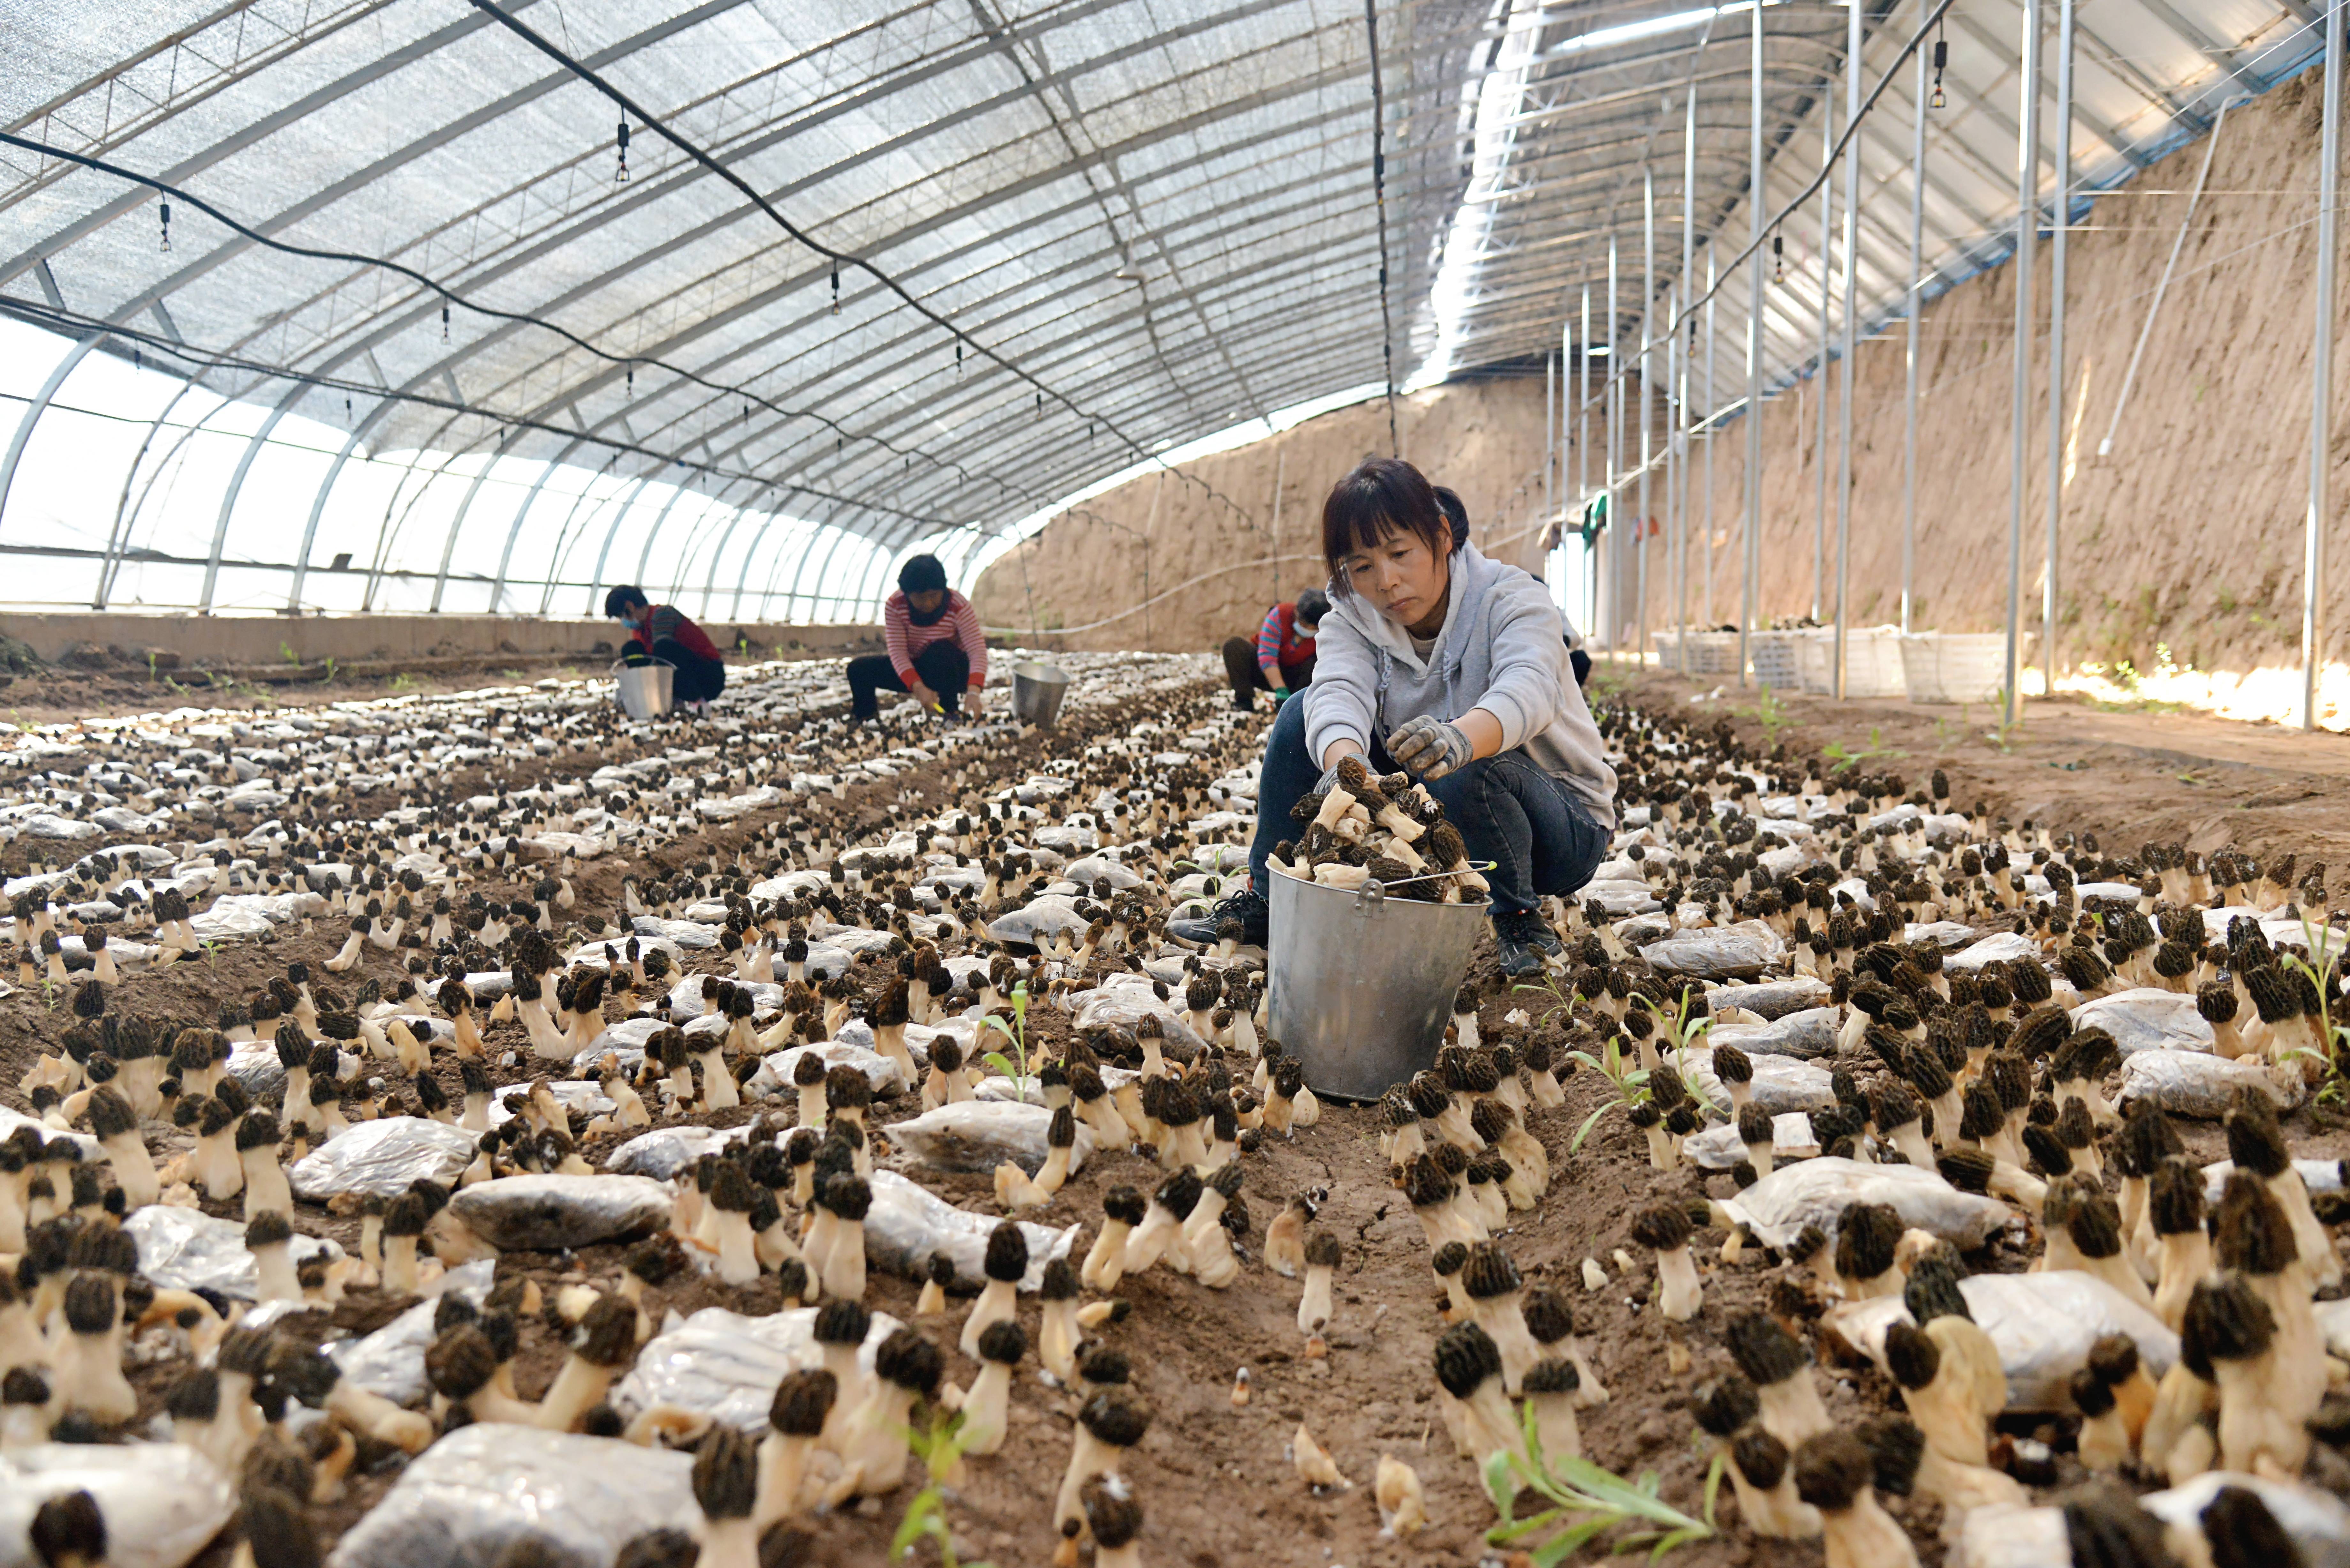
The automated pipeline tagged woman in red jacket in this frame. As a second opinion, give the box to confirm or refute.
[1219,588,1327,712]
[848,555,989,722]
[604,585,726,712]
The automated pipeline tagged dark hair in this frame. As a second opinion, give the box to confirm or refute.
[1294,588,1330,625]
[1321,458,1453,578]
[603,586,650,619]
[898,555,948,595]
[1432,486,1469,550]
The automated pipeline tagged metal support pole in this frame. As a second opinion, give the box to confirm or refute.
[2307,0,2343,729]
[1680,75,1698,671]
[1832,0,1861,700]
[1742,0,1764,686]
[1904,30,1927,634]
[2045,0,2074,690]
[1640,166,1656,662]
[1607,234,1621,654]
[1705,242,1717,628]
[0,332,104,543]
[1580,284,1594,635]
[1669,282,1687,670]
[1813,103,1833,622]
[1559,320,1572,605]
[490,442,586,610]
[202,386,301,613]
[1545,349,1556,574]
[2004,0,2042,729]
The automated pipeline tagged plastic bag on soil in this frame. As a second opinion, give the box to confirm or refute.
[975,1063,1137,1106]
[488,1081,612,1129]
[1903,920,1981,950]
[322,1425,695,1568]
[2071,987,2213,1054]
[2116,1050,2305,1118]
[574,1014,667,1071]
[986,898,1092,949]
[1682,1047,1835,1117]
[865,1169,1077,1291]
[1946,931,2038,971]
[607,1305,900,1430]
[1061,855,1146,890]
[1636,920,1785,979]
[1706,1007,1839,1061]
[125,1205,342,1300]
[0,1442,232,1568]
[2203,1157,2342,1205]
[746,1041,903,1101]
[1684,1112,1817,1169]
[888,1102,1096,1176]
[1068,982,1209,1056]
[1823,1270,2178,1412]
[446,1174,671,1251]
[0,1106,95,1159]
[602,1124,754,1180]
[631,915,719,951]
[289,1116,481,1201]
[328,1259,495,1405]
[1952,1505,2072,1568]
[2142,1473,2350,1568]
[1707,977,1830,1021]
[1719,1157,2012,1252]
[1581,880,1662,916]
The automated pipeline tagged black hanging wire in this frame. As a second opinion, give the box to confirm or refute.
[1363,0,1400,459]
[0,293,963,529]
[0,129,997,496]
[460,0,1263,526]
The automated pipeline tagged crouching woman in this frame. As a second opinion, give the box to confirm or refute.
[1170,457,1616,976]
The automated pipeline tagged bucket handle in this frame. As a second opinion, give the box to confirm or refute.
[1353,860,1499,913]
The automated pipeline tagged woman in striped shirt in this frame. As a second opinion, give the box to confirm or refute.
[849,554,989,722]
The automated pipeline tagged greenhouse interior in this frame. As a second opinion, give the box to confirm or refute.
[10,0,2350,1564]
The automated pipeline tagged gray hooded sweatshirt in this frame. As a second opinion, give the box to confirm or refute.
[1302,544,1618,829]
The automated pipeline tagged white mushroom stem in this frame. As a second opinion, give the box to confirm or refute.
[1756,1371,1834,1451]
[755,1433,820,1526]
[959,1359,1015,1456]
[96,1128,159,1211]
[240,1145,292,1222]
[1297,1263,1335,1337]
[325,1381,434,1454]
[959,1279,1018,1360]
[1656,1243,1702,1322]
[251,1239,302,1305]
[1081,1217,1134,1292]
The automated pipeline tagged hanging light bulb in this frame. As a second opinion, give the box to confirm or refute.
[1930,32,1948,110]
[159,199,172,253]
[615,121,631,183]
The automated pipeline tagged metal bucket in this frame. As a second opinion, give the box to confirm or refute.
[1266,865,1489,1102]
[1011,660,1071,726]
[613,659,675,720]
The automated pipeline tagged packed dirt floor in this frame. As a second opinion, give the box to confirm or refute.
[6,653,2350,1568]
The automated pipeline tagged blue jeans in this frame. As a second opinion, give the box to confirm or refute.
[1245,696,1608,915]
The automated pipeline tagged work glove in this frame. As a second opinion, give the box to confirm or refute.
[1271,686,1291,704]
[1389,715,1472,781]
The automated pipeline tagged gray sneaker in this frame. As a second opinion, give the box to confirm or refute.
[1491,909,1562,977]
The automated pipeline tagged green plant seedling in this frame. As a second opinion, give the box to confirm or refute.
[979,979,1034,1102]
[1483,1404,1716,1563]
